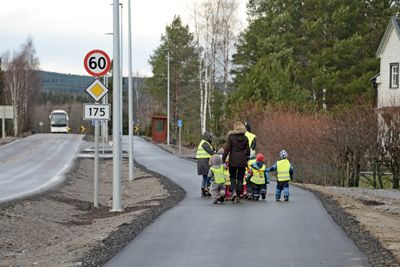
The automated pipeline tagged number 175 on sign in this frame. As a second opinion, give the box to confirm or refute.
[83,104,111,121]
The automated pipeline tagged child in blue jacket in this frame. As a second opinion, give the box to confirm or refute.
[267,150,293,201]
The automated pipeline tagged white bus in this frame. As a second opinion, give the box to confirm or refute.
[49,110,69,133]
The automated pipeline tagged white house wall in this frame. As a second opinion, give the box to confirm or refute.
[377,27,400,108]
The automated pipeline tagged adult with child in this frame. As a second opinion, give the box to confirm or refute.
[222,122,250,203]
[196,131,215,197]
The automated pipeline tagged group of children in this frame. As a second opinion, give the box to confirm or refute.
[206,149,294,204]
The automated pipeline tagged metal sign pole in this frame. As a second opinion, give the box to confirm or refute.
[179,126,182,154]
[2,117,5,138]
[94,120,99,208]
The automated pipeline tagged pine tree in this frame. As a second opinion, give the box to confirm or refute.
[231,0,400,109]
[147,16,200,142]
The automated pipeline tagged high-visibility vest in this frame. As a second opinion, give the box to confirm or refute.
[247,158,256,168]
[277,159,291,182]
[245,131,256,152]
[250,164,266,185]
[246,158,256,179]
[211,166,226,184]
[196,140,213,159]
[224,168,231,186]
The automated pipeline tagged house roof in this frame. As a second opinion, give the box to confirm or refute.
[370,73,380,81]
[376,16,400,57]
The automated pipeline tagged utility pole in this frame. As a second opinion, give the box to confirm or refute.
[127,0,135,181]
[167,50,170,146]
[112,0,122,211]
[120,3,123,140]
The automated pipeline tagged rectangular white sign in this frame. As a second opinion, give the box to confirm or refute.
[0,106,14,119]
[83,103,110,121]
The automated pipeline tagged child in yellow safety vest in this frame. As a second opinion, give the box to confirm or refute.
[208,155,227,204]
[244,151,256,199]
[267,150,294,201]
[246,153,270,200]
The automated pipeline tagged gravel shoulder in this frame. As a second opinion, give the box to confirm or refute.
[298,183,400,267]
[0,158,185,266]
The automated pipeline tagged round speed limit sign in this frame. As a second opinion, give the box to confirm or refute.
[84,50,111,76]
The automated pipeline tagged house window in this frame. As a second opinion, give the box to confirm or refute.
[390,63,399,89]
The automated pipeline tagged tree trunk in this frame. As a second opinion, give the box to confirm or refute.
[354,163,360,187]
[377,162,384,189]
[199,56,204,134]
[372,161,377,189]
[202,55,208,132]
[393,168,400,189]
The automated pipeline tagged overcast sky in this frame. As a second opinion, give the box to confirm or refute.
[0,0,247,77]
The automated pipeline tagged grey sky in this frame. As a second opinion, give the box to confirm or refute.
[0,0,247,77]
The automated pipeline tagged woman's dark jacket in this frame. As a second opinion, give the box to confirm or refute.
[222,129,250,168]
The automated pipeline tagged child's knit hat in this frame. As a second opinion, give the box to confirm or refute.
[210,154,222,166]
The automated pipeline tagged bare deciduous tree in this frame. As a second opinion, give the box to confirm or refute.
[330,106,378,187]
[379,108,400,189]
[192,0,239,134]
[2,38,40,136]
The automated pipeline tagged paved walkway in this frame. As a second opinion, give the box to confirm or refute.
[106,136,369,267]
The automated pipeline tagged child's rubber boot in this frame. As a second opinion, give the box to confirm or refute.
[252,193,260,201]
[261,189,266,200]
[219,196,225,203]
[225,186,231,199]
[284,196,289,201]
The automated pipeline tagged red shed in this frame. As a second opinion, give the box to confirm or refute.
[151,115,167,143]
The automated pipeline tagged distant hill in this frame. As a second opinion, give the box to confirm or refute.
[39,71,93,93]
[39,70,146,93]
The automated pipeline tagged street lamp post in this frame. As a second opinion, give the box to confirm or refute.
[127,0,135,181]
[167,50,170,146]
[112,0,122,211]
[120,3,123,140]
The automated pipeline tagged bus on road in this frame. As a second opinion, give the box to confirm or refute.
[49,110,69,133]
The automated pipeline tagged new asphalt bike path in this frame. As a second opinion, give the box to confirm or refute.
[106,136,370,267]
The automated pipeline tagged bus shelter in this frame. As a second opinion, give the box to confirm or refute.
[151,115,167,143]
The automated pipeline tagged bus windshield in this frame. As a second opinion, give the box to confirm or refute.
[51,113,67,126]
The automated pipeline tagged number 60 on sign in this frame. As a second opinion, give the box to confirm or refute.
[83,104,110,121]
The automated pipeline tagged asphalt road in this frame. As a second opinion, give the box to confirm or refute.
[107,136,370,267]
[0,134,82,203]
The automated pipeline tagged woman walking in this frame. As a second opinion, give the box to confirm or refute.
[222,122,250,203]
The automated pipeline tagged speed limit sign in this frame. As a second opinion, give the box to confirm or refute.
[84,50,111,76]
